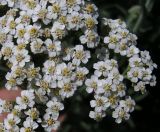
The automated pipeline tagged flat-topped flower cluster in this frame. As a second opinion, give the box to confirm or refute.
[0,0,157,131]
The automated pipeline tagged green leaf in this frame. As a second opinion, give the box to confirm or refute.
[145,0,155,12]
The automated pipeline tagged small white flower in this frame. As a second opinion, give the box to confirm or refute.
[66,0,81,13]
[0,99,13,114]
[5,72,21,90]
[127,45,139,57]
[67,11,83,30]
[20,117,38,132]
[90,95,110,112]
[47,0,67,19]
[93,61,111,77]
[56,62,73,80]
[25,108,40,121]
[134,81,146,94]
[80,30,100,48]
[120,97,135,112]
[36,75,56,93]
[104,34,121,49]
[30,38,45,54]
[51,22,66,40]
[129,55,142,68]
[127,67,143,83]
[25,24,41,40]
[85,75,103,94]
[10,49,30,67]
[43,60,56,76]
[112,106,130,124]
[73,67,89,86]
[1,42,14,60]
[72,45,90,66]
[44,38,61,57]
[58,78,77,98]
[32,5,51,24]
[42,114,60,132]
[16,90,35,109]
[89,111,106,121]
[4,113,20,130]
[46,97,64,118]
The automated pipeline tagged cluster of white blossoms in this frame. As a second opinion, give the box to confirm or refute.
[0,0,157,131]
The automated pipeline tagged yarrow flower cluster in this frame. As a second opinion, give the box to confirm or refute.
[0,0,157,131]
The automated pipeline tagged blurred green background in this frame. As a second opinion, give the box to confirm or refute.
[59,0,160,132]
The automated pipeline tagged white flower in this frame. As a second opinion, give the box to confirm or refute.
[90,95,110,112]
[93,61,111,77]
[62,47,73,61]
[119,97,135,112]
[6,0,16,7]
[42,114,60,132]
[26,64,41,81]
[84,14,98,29]
[83,3,98,17]
[36,75,56,93]
[72,45,90,66]
[85,75,104,94]
[1,41,14,60]
[127,67,143,83]
[134,81,146,94]
[25,24,41,40]
[115,83,126,97]
[66,0,81,13]
[67,11,83,30]
[32,5,51,24]
[114,39,128,56]
[25,108,40,121]
[101,78,113,94]
[16,90,35,109]
[46,97,64,118]
[15,11,31,25]
[20,118,38,132]
[58,78,77,98]
[4,16,16,35]
[47,0,67,19]
[56,62,73,80]
[20,1,39,16]
[80,30,100,48]
[30,38,45,54]
[104,34,121,49]
[0,31,7,44]
[0,0,7,5]
[108,68,123,84]
[112,106,130,123]
[127,45,139,57]
[89,111,106,121]
[51,22,66,40]
[142,68,152,82]
[0,99,5,114]
[73,67,89,86]
[5,72,21,90]
[44,38,61,57]
[0,99,13,114]
[4,113,20,130]
[43,60,56,76]
[10,49,30,67]
[129,55,142,68]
